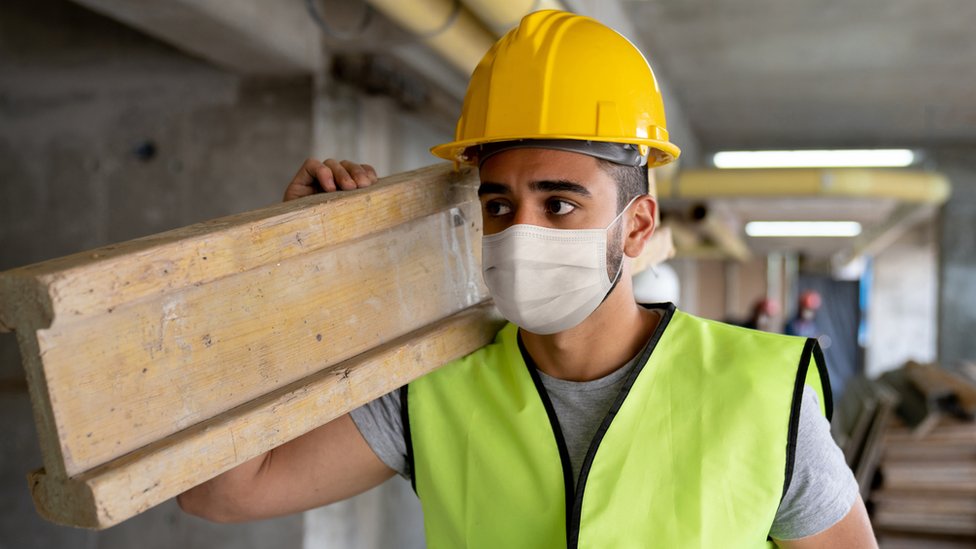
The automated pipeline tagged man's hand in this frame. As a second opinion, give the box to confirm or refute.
[284,158,379,201]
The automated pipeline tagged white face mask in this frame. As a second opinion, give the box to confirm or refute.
[481,199,636,335]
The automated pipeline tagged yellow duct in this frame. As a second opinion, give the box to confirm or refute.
[657,169,950,204]
[365,0,569,76]
[365,0,495,76]
[460,0,566,35]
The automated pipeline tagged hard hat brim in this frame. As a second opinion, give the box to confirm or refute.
[431,135,681,168]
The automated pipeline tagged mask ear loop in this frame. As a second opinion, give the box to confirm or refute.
[605,195,642,231]
[603,195,642,295]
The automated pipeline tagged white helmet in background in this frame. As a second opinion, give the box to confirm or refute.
[632,262,680,305]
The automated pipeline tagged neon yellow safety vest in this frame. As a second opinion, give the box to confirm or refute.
[404,304,831,548]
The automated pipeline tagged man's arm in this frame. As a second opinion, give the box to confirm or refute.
[774,494,877,548]
[177,413,395,522]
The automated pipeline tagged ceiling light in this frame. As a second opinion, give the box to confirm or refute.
[745,221,862,238]
[713,149,915,169]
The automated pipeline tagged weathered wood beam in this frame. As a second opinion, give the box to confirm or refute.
[0,163,501,528]
[29,304,502,528]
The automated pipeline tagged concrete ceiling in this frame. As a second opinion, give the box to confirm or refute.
[722,196,900,260]
[623,0,976,152]
[65,0,956,264]
[621,0,965,263]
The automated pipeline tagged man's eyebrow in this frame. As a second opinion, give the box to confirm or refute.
[477,180,593,197]
[477,182,510,196]
[530,180,592,197]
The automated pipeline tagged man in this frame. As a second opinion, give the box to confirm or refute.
[179,10,877,548]
[785,291,824,339]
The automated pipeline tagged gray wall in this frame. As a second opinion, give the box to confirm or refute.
[865,222,938,377]
[1,0,437,547]
[937,148,976,368]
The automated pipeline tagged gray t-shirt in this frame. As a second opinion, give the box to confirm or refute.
[350,344,858,541]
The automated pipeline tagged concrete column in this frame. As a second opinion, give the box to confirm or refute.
[936,148,976,367]
[303,478,425,549]
[312,67,363,161]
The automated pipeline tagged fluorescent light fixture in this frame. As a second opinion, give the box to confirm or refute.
[713,149,914,169]
[745,221,862,238]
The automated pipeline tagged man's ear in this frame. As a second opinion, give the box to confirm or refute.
[623,195,657,258]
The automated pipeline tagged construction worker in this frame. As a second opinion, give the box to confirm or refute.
[739,298,781,332]
[786,290,824,339]
[179,11,877,548]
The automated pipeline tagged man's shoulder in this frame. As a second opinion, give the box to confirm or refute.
[671,308,805,345]
[418,322,518,381]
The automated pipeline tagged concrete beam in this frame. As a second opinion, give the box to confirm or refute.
[71,0,323,74]
[832,203,937,270]
[70,0,471,107]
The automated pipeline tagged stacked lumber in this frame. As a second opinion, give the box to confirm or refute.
[0,163,503,529]
[870,362,976,547]
[830,376,899,498]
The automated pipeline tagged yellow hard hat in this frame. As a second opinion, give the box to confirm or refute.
[430,10,680,167]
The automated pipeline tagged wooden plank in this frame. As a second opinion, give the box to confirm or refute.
[831,376,881,466]
[854,381,899,497]
[906,362,976,419]
[874,509,976,537]
[0,163,477,328]
[40,198,485,477]
[875,533,976,549]
[885,419,976,445]
[872,490,976,516]
[0,163,504,528]
[28,304,503,528]
[881,462,976,493]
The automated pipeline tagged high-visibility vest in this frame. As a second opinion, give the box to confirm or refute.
[405,304,831,548]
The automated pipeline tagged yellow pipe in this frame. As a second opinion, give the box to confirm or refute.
[365,0,495,76]
[460,0,566,35]
[657,169,950,204]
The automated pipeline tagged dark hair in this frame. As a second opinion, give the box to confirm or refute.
[596,160,648,280]
[596,159,649,212]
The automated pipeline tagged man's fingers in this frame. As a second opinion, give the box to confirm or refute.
[325,159,357,191]
[341,160,374,188]
[315,163,338,193]
[283,158,322,201]
[361,163,379,184]
[283,158,377,202]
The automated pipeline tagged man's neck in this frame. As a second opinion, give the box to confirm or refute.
[519,283,661,382]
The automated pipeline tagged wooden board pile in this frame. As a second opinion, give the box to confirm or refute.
[0,164,502,528]
[839,361,976,547]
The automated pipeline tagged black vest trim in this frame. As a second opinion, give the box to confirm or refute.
[811,340,834,421]
[517,303,675,549]
[400,384,417,494]
[781,337,831,502]
[518,333,577,542]
[566,302,674,549]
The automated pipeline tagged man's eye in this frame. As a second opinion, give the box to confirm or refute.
[485,201,512,216]
[546,199,576,215]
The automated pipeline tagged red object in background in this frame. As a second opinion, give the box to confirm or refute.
[754,298,780,318]
[799,290,822,311]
